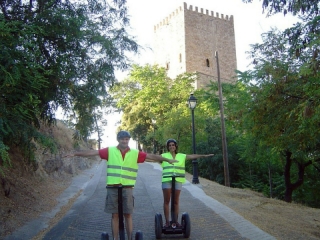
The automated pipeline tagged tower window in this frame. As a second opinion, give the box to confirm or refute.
[179,53,182,63]
[166,62,170,70]
[206,59,210,67]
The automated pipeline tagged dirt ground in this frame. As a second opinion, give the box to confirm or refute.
[185,173,320,240]
[1,167,319,240]
[0,167,73,238]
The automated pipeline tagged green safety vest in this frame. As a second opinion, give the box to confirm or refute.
[161,152,186,183]
[106,147,139,186]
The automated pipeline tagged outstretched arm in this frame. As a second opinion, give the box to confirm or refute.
[145,153,178,164]
[63,150,99,158]
[186,153,214,160]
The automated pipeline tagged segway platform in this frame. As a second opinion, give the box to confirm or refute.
[154,176,191,239]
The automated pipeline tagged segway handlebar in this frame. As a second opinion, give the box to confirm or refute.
[162,174,185,178]
[106,185,134,188]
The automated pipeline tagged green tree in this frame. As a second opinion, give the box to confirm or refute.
[242,0,319,16]
[112,65,212,150]
[236,24,320,202]
[237,0,320,204]
[0,0,138,170]
[111,64,197,150]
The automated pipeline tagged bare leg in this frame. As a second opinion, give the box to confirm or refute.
[162,188,171,225]
[174,189,181,223]
[112,213,119,239]
[124,213,133,240]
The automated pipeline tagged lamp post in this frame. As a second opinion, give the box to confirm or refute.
[188,93,199,184]
[152,118,156,154]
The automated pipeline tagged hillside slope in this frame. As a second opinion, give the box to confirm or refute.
[0,120,99,238]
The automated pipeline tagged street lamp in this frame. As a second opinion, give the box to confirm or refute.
[188,93,199,184]
[152,118,156,154]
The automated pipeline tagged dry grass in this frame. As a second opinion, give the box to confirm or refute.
[0,160,72,238]
[185,172,320,240]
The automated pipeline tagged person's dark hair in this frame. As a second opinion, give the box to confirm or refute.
[117,130,131,140]
[166,139,178,153]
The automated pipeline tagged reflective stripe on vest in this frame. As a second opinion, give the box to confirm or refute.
[161,152,186,183]
[106,147,139,186]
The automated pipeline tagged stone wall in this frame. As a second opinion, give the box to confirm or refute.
[33,120,100,178]
[153,4,186,79]
[153,2,237,87]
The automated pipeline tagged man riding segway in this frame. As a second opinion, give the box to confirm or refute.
[64,131,177,240]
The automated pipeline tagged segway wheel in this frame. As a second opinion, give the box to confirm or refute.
[135,230,143,240]
[181,212,191,238]
[101,232,109,240]
[159,213,163,227]
[155,213,163,239]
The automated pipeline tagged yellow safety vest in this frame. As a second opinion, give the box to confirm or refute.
[161,152,186,183]
[106,147,139,186]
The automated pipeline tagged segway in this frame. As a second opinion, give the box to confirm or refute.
[155,175,191,239]
[101,185,143,240]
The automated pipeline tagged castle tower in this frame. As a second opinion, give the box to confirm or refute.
[153,2,237,88]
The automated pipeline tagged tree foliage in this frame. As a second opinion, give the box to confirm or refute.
[242,0,319,16]
[111,65,221,154]
[236,0,320,204]
[0,0,138,170]
[230,20,320,202]
[111,64,199,150]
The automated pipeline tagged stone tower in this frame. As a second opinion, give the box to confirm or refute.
[153,2,237,89]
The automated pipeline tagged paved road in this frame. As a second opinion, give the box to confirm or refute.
[6,161,275,240]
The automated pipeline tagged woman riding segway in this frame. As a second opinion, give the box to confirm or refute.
[155,139,214,239]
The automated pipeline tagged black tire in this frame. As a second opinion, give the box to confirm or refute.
[181,212,191,238]
[135,230,143,240]
[155,213,162,239]
[159,213,163,228]
[101,232,109,240]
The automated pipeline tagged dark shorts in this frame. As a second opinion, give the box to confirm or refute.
[104,187,134,214]
[162,181,182,190]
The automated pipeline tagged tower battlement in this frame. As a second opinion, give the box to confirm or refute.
[154,2,233,32]
[153,2,237,88]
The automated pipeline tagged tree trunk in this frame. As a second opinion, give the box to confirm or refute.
[283,151,306,202]
[284,151,293,202]
[94,115,101,150]
[268,162,273,198]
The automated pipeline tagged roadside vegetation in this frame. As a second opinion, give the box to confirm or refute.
[0,0,138,173]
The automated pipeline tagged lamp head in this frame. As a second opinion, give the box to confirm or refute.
[188,93,197,110]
